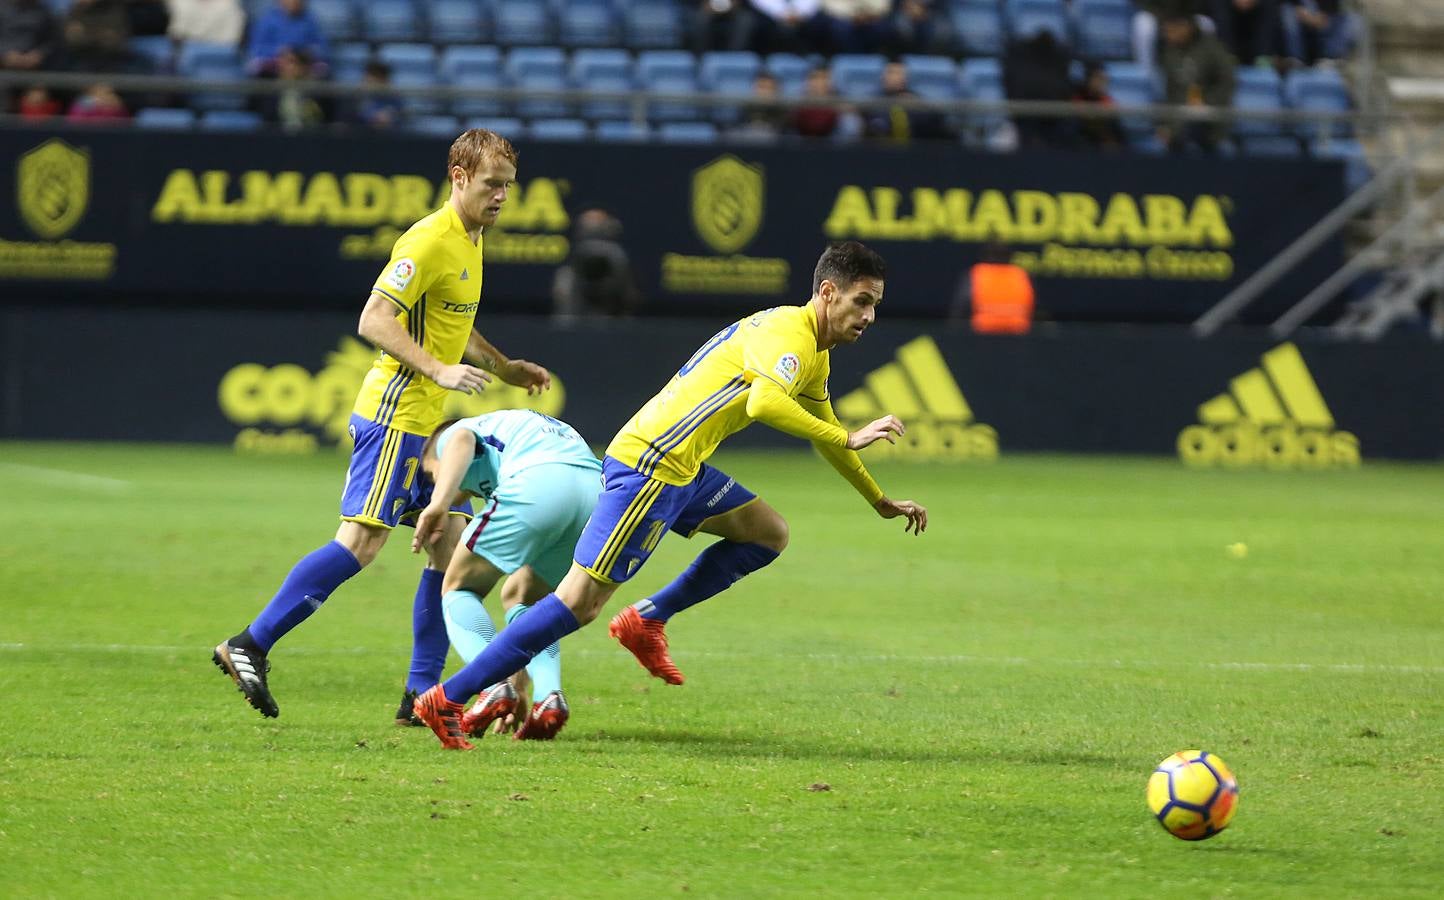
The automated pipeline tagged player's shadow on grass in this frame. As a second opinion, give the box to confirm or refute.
[591,727,1129,769]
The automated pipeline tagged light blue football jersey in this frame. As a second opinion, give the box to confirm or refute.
[434,410,602,499]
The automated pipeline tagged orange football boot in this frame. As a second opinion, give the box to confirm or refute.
[459,682,519,737]
[608,606,684,685]
[514,691,570,741]
[412,685,474,750]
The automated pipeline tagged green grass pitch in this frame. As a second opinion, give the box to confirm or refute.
[1,443,1440,897]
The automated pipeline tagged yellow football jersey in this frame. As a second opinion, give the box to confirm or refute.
[353,203,483,435]
[608,304,833,485]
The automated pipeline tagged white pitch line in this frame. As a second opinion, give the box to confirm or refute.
[0,642,1439,675]
[0,462,132,492]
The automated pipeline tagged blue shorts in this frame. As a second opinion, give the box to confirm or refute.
[339,414,472,528]
[461,462,601,588]
[574,456,758,584]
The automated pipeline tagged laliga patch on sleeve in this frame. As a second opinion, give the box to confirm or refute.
[384,257,417,291]
[774,352,801,384]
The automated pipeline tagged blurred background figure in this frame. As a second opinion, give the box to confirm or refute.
[1072,62,1126,150]
[167,0,245,49]
[1209,0,1280,66]
[688,0,759,53]
[1280,0,1359,65]
[1157,13,1236,154]
[821,0,894,54]
[247,0,329,76]
[17,84,61,118]
[791,63,861,137]
[889,0,948,55]
[1134,0,1215,70]
[1004,23,1074,150]
[951,243,1036,335]
[734,71,788,139]
[750,0,828,54]
[351,60,403,130]
[261,46,328,129]
[67,80,129,121]
[865,59,951,141]
[552,209,643,323]
[64,0,134,73]
[2,0,62,73]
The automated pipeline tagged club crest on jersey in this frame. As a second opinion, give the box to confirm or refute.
[385,257,416,291]
[774,353,800,384]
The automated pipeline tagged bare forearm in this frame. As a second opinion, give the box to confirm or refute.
[429,430,475,508]
[465,331,509,372]
[358,299,442,379]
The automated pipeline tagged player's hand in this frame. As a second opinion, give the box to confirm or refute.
[846,415,905,450]
[410,503,449,554]
[433,363,492,394]
[874,497,928,535]
[491,669,532,735]
[497,359,552,395]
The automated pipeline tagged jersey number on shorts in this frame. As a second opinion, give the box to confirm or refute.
[640,519,667,554]
[402,456,419,490]
[677,322,740,378]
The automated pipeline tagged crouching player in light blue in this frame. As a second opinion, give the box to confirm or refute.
[409,409,602,745]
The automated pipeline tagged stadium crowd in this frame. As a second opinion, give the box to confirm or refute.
[0,0,1360,156]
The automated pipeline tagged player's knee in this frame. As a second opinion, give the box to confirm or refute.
[335,522,387,567]
[756,513,789,554]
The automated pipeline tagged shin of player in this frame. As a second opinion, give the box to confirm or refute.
[416,242,928,741]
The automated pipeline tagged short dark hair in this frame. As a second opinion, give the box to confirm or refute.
[812,241,887,293]
[420,418,462,473]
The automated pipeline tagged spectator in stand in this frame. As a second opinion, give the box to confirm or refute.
[888,0,948,55]
[1280,0,1357,65]
[791,64,858,138]
[248,0,329,76]
[749,0,828,55]
[688,0,759,53]
[1209,0,1280,66]
[261,46,327,129]
[552,209,643,322]
[821,0,893,54]
[67,81,129,120]
[734,71,788,138]
[1157,13,1236,154]
[1072,62,1126,150]
[126,0,171,37]
[65,0,133,73]
[18,85,62,118]
[2,0,62,72]
[1134,0,1214,71]
[167,0,246,48]
[865,60,951,141]
[1003,24,1074,150]
[352,60,404,130]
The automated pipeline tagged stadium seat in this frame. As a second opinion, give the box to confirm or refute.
[310,0,359,43]
[1073,0,1133,61]
[495,0,556,46]
[1005,0,1070,44]
[571,48,635,122]
[1232,67,1284,137]
[1104,61,1159,138]
[506,47,570,120]
[377,43,438,78]
[638,50,699,122]
[529,118,591,141]
[625,0,683,49]
[900,55,958,101]
[408,114,462,136]
[1312,137,1371,192]
[950,1,1004,58]
[199,110,263,131]
[1285,67,1352,139]
[364,0,422,43]
[831,54,886,99]
[1240,135,1302,157]
[959,57,1008,144]
[391,67,443,117]
[135,107,196,129]
[428,0,489,45]
[765,53,814,97]
[701,52,761,125]
[332,43,373,83]
[179,43,247,112]
[444,46,506,118]
[129,36,174,74]
[658,121,719,144]
[558,0,620,48]
[595,119,653,142]
[464,116,525,139]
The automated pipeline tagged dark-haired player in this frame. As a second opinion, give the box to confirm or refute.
[211,129,551,720]
[413,241,928,749]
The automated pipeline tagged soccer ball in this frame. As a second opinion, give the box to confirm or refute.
[1146,750,1239,841]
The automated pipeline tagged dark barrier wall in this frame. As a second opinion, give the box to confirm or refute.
[2,127,1344,323]
[4,310,1439,464]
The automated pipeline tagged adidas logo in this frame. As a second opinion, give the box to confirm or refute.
[1178,342,1360,469]
[459,268,469,281]
[835,336,997,462]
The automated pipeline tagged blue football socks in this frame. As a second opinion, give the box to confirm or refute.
[442,594,579,703]
[247,541,363,651]
[405,568,449,693]
[441,589,496,663]
[634,540,779,622]
[507,604,562,702]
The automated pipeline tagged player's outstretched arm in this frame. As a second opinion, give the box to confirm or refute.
[873,497,928,535]
[359,292,491,393]
[411,428,475,554]
[465,330,551,395]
